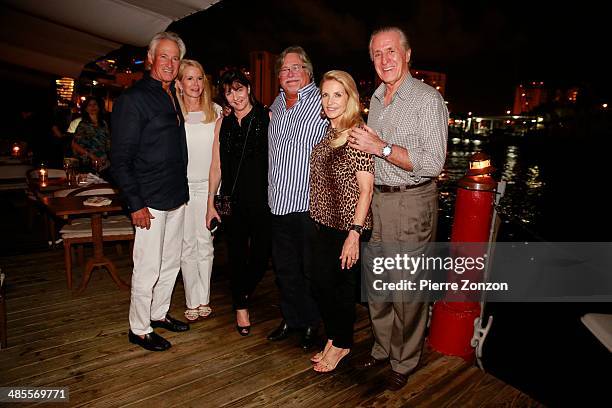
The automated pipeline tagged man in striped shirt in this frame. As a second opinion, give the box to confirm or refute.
[267,46,328,350]
[349,27,448,390]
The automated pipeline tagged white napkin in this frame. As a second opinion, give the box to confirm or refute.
[83,196,112,207]
[86,173,105,184]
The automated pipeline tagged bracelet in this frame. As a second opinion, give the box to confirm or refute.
[349,224,364,235]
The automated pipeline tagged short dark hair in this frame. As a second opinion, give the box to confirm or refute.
[219,69,258,108]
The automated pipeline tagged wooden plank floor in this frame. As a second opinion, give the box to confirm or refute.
[0,245,543,407]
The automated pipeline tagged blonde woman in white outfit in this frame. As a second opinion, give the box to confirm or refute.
[175,59,221,322]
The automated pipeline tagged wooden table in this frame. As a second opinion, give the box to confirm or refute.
[0,163,32,191]
[28,177,71,247]
[30,177,70,197]
[41,195,130,292]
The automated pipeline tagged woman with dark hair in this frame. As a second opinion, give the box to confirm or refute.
[309,70,374,372]
[206,69,271,336]
[72,96,110,173]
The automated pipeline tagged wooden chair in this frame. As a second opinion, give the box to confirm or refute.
[25,168,67,245]
[60,185,134,289]
[0,269,7,348]
[581,313,612,352]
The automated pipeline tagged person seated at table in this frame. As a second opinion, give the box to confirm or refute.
[72,96,110,174]
[175,59,221,322]
[308,70,374,372]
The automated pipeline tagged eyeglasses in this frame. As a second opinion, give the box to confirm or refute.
[279,64,306,77]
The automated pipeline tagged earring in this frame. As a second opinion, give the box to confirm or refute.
[320,108,327,119]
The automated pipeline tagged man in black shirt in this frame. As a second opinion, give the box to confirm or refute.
[111,31,190,351]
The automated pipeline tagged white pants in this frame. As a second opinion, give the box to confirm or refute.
[129,205,185,335]
[181,181,214,308]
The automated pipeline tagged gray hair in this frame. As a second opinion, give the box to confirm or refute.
[369,27,411,60]
[275,46,314,80]
[148,31,186,61]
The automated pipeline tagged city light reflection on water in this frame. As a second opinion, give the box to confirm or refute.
[502,145,518,182]
[438,137,545,240]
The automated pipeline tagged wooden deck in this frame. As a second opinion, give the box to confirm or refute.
[0,244,543,407]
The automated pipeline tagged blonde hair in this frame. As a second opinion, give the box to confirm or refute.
[320,70,363,148]
[176,59,217,124]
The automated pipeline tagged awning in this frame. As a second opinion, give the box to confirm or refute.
[0,0,219,78]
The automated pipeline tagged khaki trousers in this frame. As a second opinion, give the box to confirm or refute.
[368,181,438,375]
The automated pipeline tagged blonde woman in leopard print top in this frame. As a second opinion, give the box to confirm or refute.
[309,70,374,373]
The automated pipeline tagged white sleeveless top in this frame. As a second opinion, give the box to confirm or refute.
[185,104,221,182]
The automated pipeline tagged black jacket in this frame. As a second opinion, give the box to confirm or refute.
[111,74,188,212]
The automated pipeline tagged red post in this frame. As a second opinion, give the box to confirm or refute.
[428,152,497,361]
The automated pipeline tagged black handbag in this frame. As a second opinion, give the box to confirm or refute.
[213,118,253,217]
[213,194,233,217]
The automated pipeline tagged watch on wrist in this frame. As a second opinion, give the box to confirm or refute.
[349,224,364,235]
[381,143,393,159]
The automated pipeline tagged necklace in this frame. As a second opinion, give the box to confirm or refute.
[330,127,349,139]
[328,127,349,148]
[185,99,200,112]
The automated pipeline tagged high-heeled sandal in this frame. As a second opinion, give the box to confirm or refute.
[198,304,212,318]
[236,325,251,336]
[314,348,350,373]
[311,340,333,363]
[184,308,200,322]
[236,309,250,336]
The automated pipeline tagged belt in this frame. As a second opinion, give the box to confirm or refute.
[375,179,433,193]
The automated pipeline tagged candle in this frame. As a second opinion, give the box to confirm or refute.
[39,168,48,186]
[11,144,20,157]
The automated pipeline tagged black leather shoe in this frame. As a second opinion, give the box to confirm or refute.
[385,370,409,391]
[128,330,171,351]
[151,314,190,332]
[300,326,317,350]
[354,355,387,370]
[267,320,293,341]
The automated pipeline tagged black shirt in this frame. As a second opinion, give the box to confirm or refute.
[219,104,269,209]
[111,74,188,212]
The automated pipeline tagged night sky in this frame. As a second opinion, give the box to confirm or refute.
[168,0,607,115]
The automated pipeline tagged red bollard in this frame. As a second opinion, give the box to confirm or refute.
[428,152,497,361]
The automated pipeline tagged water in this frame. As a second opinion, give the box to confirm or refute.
[439,136,545,240]
[440,132,612,405]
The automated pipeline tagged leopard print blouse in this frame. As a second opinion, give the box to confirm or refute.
[310,126,374,231]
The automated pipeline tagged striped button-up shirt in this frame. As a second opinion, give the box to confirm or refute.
[368,73,448,186]
[268,81,328,215]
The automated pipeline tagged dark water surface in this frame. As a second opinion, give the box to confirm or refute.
[440,132,612,405]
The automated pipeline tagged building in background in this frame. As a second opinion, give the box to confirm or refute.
[513,82,582,114]
[513,82,547,114]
